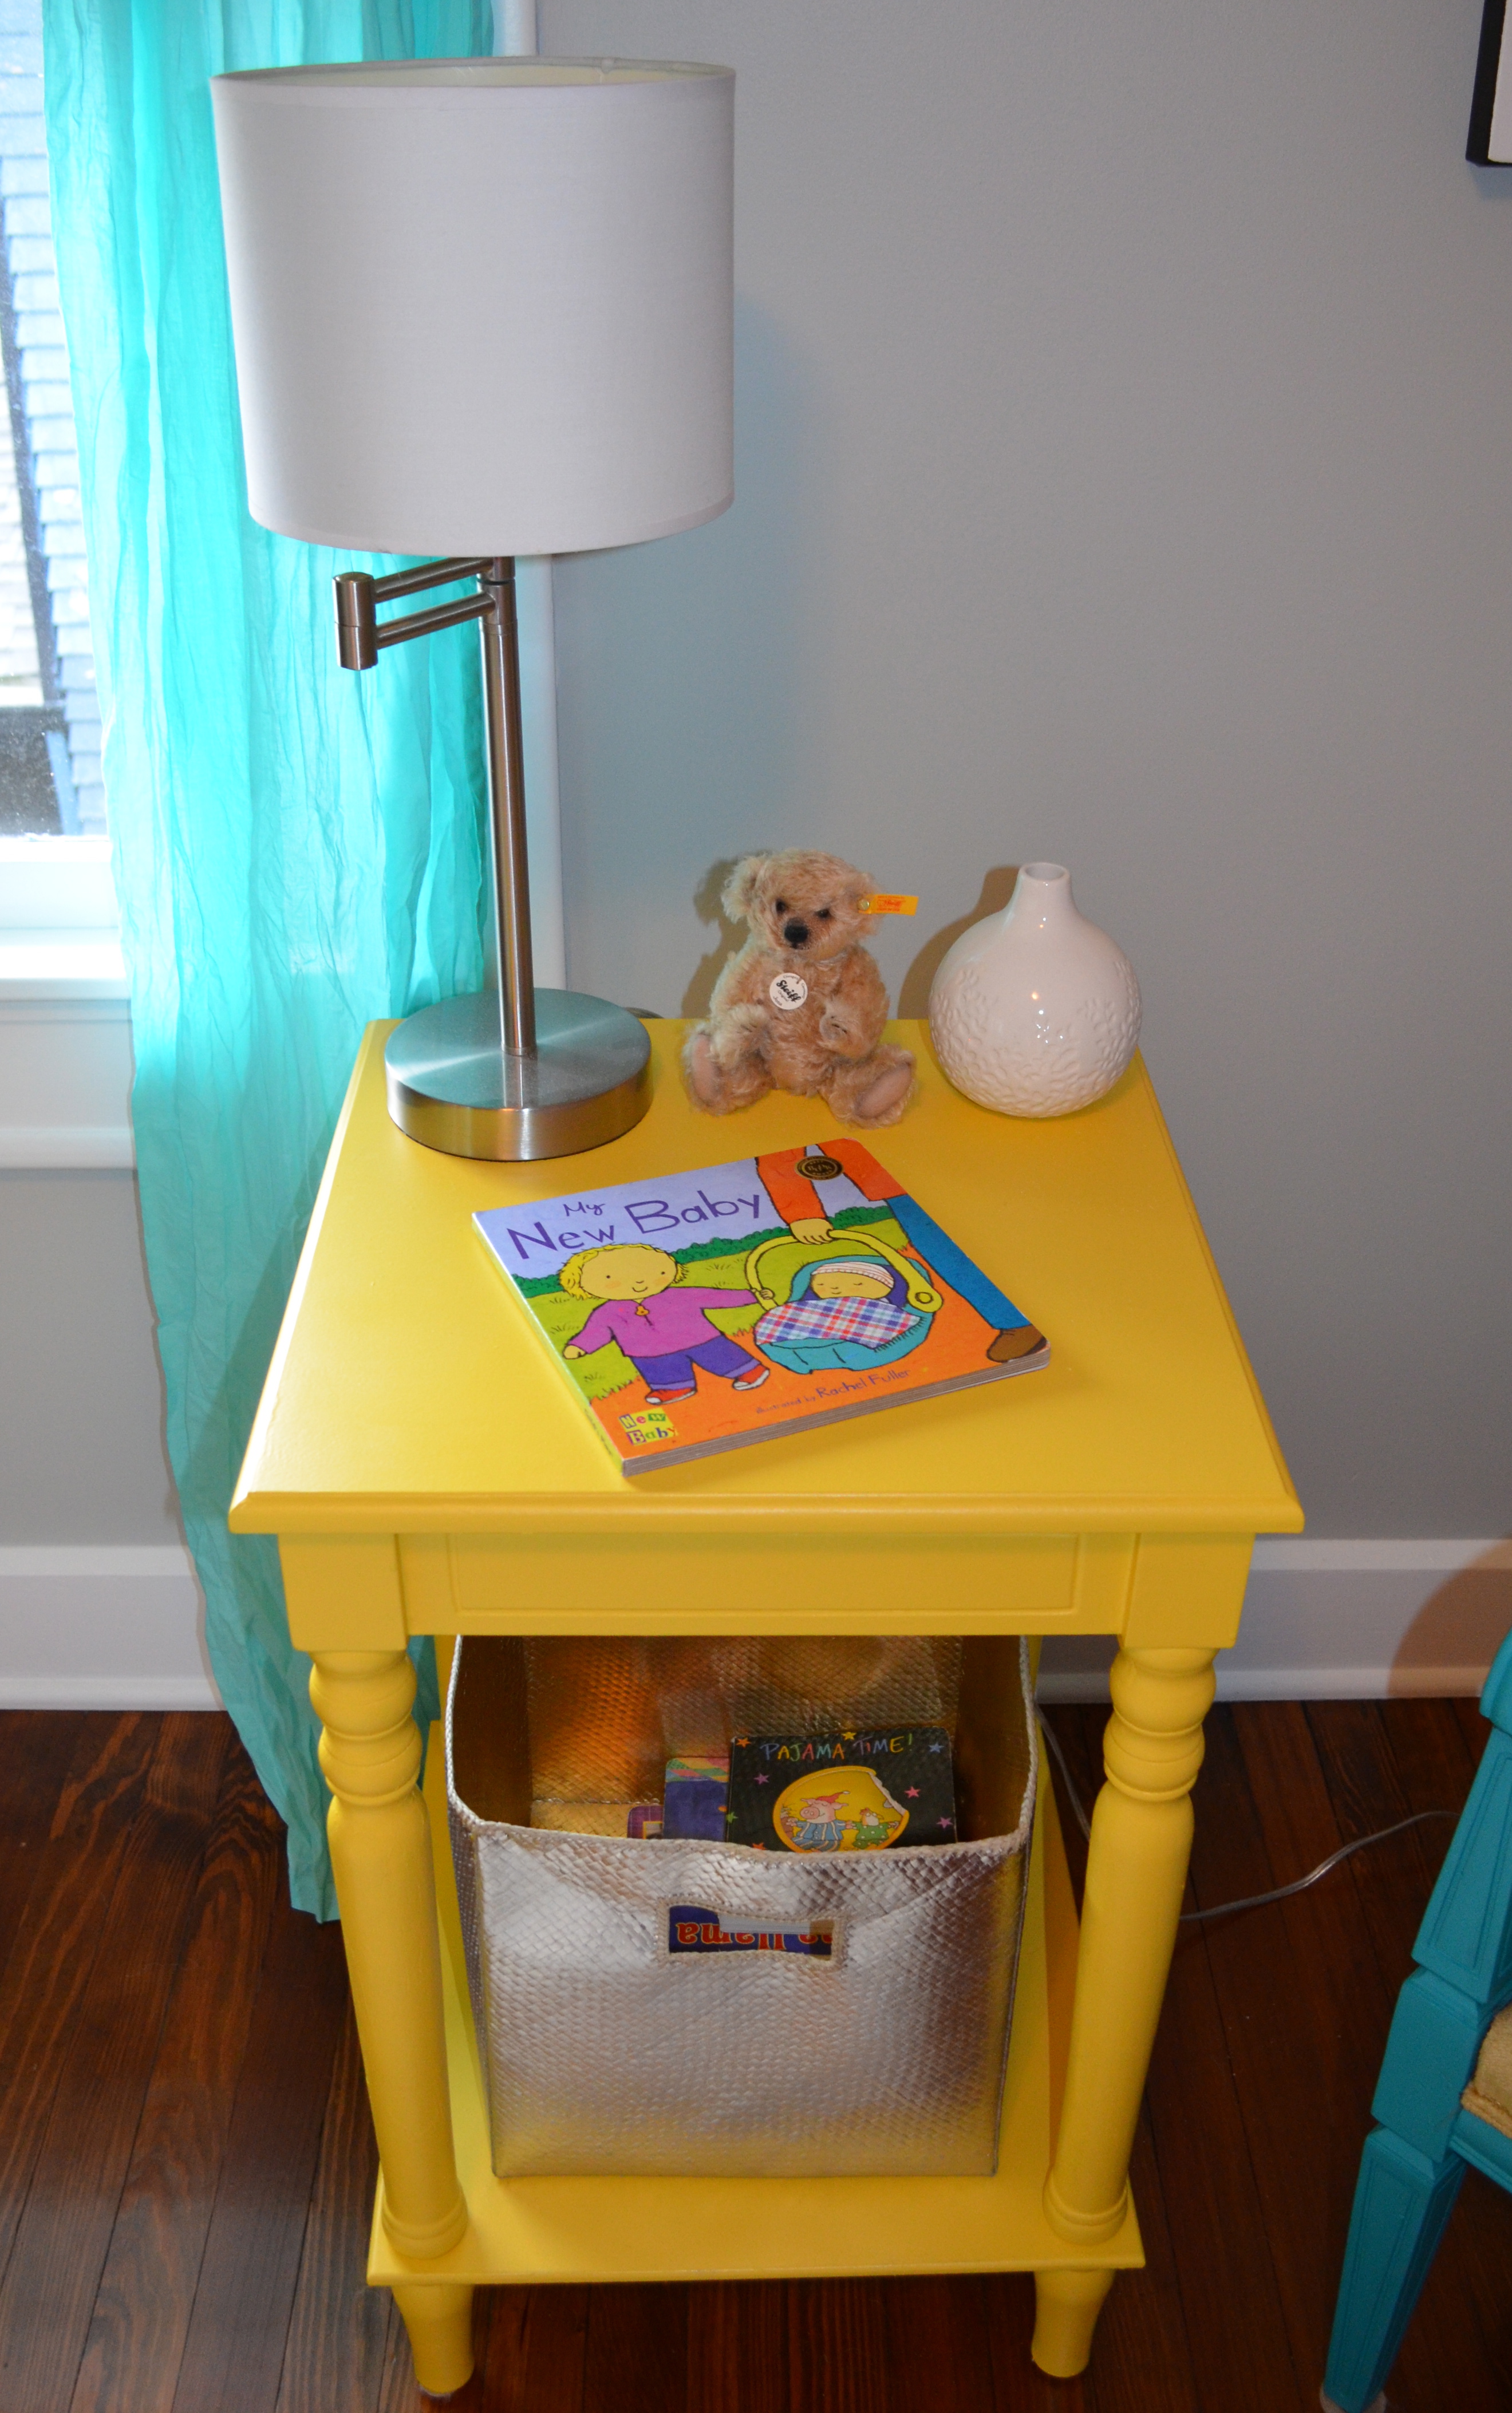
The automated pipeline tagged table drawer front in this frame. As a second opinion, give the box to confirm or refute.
[401,1531,1130,1633]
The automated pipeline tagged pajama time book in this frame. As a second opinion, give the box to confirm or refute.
[473,1138,1049,1475]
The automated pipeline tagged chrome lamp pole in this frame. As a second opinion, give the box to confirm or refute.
[334,556,650,1162]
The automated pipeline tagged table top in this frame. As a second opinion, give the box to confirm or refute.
[230,1019,1301,1541]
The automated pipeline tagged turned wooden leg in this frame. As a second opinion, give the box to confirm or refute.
[1042,1645,1215,2285]
[393,2281,477,2399]
[310,1650,469,2287]
[1032,2268,1116,2377]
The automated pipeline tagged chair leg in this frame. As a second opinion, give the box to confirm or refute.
[1322,2124,1464,2413]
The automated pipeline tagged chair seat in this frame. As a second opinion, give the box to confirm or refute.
[1461,2001,1512,2143]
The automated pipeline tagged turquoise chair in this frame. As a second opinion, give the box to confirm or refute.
[1323,1630,1512,2413]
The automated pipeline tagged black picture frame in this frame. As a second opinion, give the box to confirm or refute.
[1468,0,1511,163]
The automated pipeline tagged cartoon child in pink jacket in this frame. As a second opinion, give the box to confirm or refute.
[560,1243,770,1408]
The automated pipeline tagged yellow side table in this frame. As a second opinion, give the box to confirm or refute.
[231,1018,1301,2395]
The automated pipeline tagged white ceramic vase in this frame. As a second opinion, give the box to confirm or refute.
[927,862,1141,1117]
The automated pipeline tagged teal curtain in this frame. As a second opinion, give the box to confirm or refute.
[44,0,493,1917]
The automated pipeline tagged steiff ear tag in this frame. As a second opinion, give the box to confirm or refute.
[861,894,918,916]
[770,973,808,1010]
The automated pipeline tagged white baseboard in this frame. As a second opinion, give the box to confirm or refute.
[1,1538,1509,1715]
[1037,1538,1512,1704]
[0,1544,220,1709]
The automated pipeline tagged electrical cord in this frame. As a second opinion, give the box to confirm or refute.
[1036,1710,1455,1926]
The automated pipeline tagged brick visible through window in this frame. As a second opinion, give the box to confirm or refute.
[0,0,101,835]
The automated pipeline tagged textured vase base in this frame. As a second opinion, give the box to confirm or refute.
[927,864,1141,1119]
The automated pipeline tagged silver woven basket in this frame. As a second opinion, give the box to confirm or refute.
[446,1631,1036,2178]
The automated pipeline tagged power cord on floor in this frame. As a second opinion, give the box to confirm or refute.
[1036,1709,1455,1926]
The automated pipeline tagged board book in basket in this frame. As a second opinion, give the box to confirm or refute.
[473,1137,1048,1474]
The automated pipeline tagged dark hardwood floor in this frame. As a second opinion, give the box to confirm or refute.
[1,1698,1508,2411]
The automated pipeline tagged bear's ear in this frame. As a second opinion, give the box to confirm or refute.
[840,863,875,913]
[721,854,770,923]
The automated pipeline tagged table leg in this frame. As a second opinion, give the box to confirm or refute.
[392,2282,476,2400]
[1032,2268,1116,2376]
[310,1651,472,2391]
[1039,1644,1216,2364]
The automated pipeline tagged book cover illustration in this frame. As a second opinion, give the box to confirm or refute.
[473,1137,1048,1474]
[724,1727,957,1852]
[661,1752,729,1841]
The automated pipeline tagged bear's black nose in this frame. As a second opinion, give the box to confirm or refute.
[782,918,810,948]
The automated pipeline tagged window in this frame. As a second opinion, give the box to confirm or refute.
[0,0,119,1039]
[0,0,100,838]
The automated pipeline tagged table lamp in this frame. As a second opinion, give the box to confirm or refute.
[210,59,733,1159]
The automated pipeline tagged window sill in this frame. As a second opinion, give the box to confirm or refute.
[0,927,134,1168]
[0,931,129,1001]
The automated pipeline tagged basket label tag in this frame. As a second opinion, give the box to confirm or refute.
[666,1903,834,1958]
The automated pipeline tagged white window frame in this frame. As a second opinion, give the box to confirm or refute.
[0,834,132,1168]
[0,834,121,976]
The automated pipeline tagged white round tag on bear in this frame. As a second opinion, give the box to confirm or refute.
[769,973,808,1011]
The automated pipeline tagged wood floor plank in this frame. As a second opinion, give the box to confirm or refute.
[883,2276,997,2411]
[0,1712,161,2294]
[1182,1706,1351,2406]
[0,1713,227,2413]
[1449,1692,1489,1764]
[464,2284,589,2413]
[68,1733,283,2413]
[1229,1698,1385,2364]
[2,1701,1509,2410]
[1378,1693,1481,1820]
[1305,1701,1462,2004]
[168,1863,349,2413]
[684,2283,788,2413]
[0,1718,229,2413]
[1134,1712,1300,2412]
[274,1996,392,2413]
[1300,1703,1402,2003]
[1402,2164,1512,2412]
[583,2282,688,2413]
[0,1709,87,1972]
[787,2280,891,2413]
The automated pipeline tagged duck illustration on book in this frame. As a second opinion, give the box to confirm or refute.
[559,1242,770,1408]
[755,1142,1045,1365]
[774,1765,909,1853]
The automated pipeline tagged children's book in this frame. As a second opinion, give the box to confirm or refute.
[473,1136,1048,1476]
[661,1752,730,1840]
[725,1727,957,1852]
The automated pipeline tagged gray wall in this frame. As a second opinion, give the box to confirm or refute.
[0,1169,179,1543]
[6,0,1507,1550]
[547,0,1512,1538]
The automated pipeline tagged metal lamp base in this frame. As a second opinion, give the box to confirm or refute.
[385,990,652,1162]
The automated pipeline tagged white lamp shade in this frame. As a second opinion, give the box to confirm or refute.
[210,60,734,557]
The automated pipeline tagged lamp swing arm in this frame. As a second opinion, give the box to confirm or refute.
[333,558,498,671]
[333,556,537,1059]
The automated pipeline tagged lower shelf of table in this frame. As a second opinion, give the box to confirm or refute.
[368,1724,1143,2291]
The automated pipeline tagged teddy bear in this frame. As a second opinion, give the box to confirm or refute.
[683,850,916,1128]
